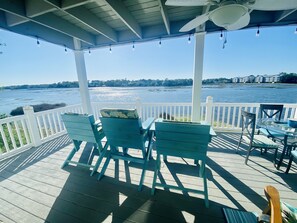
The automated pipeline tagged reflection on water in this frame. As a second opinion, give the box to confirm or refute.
[0,84,296,115]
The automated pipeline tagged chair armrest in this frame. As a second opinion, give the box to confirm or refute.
[142,117,155,131]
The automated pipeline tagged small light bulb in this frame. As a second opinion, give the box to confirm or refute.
[188,35,191,44]
[219,31,223,40]
[132,41,135,51]
[64,45,68,54]
[295,28,297,34]
[109,45,112,53]
[88,47,91,55]
[36,37,40,47]
[159,38,162,47]
[256,26,260,37]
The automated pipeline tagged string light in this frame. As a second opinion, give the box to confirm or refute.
[159,38,162,47]
[132,41,135,51]
[219,30,223,40]
[256,26,260,37]
[109,44,112,53]
[187,34,191,44]
[36,37,40,47]
[64,45,68,54]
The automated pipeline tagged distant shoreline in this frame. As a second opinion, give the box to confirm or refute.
[2,77,296,90]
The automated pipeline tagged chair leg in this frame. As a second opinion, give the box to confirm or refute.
[236,133,243,153]
[203,171,209,208]
[98,153,111,180]
[245,146,252,165]
[90,143,108,176]
[138,144,153,191]
[285,156,294,174]
[61,147,77,168]
[151,154,160,195]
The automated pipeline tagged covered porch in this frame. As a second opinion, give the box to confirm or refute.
[0,131,296,222]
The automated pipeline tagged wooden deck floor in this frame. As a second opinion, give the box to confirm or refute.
[0,132,296,223]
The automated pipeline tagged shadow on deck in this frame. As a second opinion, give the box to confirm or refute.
[0,132,296,222]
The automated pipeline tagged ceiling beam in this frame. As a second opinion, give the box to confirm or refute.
[0,0,96,45]
[26,0,56,17]
[104,0,142,39]
[6,12,29,26]
[274,9,297,23]
[0,18,75,49]
[42,0,117,42]
[158,0,170,35]
[66,7,117,42]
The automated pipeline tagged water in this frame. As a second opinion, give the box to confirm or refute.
[1,83,296,115]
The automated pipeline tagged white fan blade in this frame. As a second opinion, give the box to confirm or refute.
[247,0,297,11]
[225,12,250,30]
[179,14,209,32]
[165,0,210,6]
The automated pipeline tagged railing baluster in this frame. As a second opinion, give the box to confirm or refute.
[21,119,30,144]
[42,114,49,137]
[36,116,44,139]
[7,122,17,150]
[14,120,23,147]
[48,114,54,136]
[0,124,10,152]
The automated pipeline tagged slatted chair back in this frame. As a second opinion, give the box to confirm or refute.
[62,113,102,145]
[155,121,211,160]
[61,113,107,176]
[100,117,145,150]
[259,104,283,120]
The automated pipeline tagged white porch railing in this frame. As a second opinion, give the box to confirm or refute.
[1,98,297,159]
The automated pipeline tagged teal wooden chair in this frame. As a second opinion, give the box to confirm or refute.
[61,113,108,176]
[98,108,154,191]
[151,121,211,208]
[237,110,279,165]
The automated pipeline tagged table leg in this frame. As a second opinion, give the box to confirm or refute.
[277,135,288,170]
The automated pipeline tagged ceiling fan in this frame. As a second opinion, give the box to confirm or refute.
[165,0,297,31]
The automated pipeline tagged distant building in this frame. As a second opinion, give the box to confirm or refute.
[233,74,281,83]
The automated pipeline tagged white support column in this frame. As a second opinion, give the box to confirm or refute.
[73,38,93,114]
[191,32,206,122]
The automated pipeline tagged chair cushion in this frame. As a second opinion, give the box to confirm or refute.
[253,135,279,148]
[281,201,297,223]
[223,208,257,223]
[100,109,139,119]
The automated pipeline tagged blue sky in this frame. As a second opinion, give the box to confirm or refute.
[0,26,296,86]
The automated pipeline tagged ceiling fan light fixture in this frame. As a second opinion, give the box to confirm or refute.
[210,4,248,28]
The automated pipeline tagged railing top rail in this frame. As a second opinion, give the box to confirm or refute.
[34,104,82,115]
[0,115,27,124]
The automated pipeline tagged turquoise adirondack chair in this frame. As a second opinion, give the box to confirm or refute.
[61,113,108,176]
[151,121,211,208]
[98,108,154,191]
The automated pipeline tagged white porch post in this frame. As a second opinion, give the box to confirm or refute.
[191,32,206,122]
[73,38,93,114]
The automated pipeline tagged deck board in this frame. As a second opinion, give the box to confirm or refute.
[0,132,296,222]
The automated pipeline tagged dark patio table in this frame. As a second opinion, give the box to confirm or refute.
[257,118,297,170]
